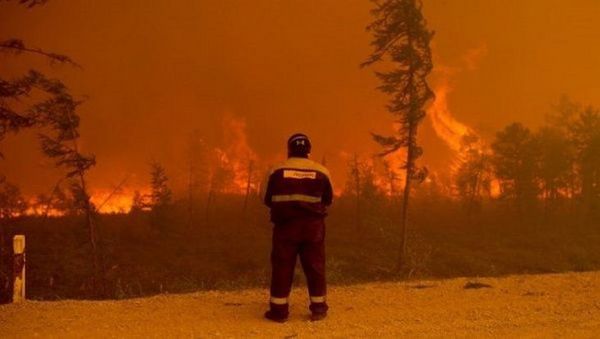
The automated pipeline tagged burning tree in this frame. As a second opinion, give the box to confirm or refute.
[454,135,493,215]
[362,0,434,267]
[491,123,540,211]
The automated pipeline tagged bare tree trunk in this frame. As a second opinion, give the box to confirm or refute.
[70,153,103,295]
[399,145,413,269]
[77,171,104,296]
[66,113,103,297]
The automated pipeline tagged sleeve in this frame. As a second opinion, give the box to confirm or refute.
[322,177,333,206]
[263,172,274,207]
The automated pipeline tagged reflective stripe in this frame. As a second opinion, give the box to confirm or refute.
[310,296,326,303]
[271,194,322,203]
[270,296,288,305]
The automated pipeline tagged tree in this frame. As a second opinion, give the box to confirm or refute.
[454,135,493,215]
[569,106,600,213]
[347,154,364,230]
[534,127,572,203]
[129,190,149,214]
[345,154,382,231]
[205,150,234,224]
[1,1,104,295]
[148,162,172,233]
[1,39,79,157]
[362,0,434,267]
[0,175,27,218]
[34,76,100,293]
[149,162,172,208]
[382,160,400,198]
[491,123,540,211]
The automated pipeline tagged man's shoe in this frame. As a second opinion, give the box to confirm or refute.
[264,310,288,323]
[309,301,328,321]
[310,312,327,322]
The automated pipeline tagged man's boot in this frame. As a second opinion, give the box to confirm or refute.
[309,301,328,321]
[264,302,289,323]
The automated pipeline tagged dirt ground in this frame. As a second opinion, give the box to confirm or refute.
[1,271,600,338]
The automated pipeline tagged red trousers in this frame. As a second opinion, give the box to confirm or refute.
[270,218,326,301]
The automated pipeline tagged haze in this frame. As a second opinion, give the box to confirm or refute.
[2,0,600,200]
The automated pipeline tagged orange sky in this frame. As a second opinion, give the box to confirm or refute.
[2,0,600,199]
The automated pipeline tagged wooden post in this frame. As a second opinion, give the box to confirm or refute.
[12,235,25,303]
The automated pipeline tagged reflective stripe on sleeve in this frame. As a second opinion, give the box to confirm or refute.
[310,296,326,303]
[270,296,288,305]
[271,194,322,203]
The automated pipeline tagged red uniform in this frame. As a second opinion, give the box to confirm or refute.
[264,156,333,318]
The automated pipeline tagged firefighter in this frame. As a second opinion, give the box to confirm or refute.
[263,133,333,323]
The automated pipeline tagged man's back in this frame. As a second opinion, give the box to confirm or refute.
[264,157,333,223]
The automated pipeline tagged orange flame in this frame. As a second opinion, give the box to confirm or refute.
[428,79,478,153]
[213,114,259,195]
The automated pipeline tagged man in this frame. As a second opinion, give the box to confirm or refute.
[263,133,333,323]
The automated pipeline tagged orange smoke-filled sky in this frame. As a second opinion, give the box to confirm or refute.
[2,0,600,198]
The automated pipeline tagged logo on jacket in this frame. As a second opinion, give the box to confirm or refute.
[283,170,317,180]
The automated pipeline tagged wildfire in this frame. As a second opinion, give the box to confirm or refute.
[16,115,261,216]
[91,187,147,214]
[211,114,259,195]
[426,46,502,198]
[428,79,479,154]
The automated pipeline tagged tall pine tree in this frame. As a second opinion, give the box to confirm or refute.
[362,0,434,267]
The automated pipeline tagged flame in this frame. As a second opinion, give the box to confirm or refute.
[337,151,405,198]
[212,114,259,195]
[427,46,503,199]
[91,187,150,214]
[23,203,65,217]
[428,79,477,153]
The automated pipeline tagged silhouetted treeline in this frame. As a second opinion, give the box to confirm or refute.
[0,96,599,301]
[1,183,598,302]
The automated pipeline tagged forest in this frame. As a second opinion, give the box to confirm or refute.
[1,94,599,301]
[1,0,599,303]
